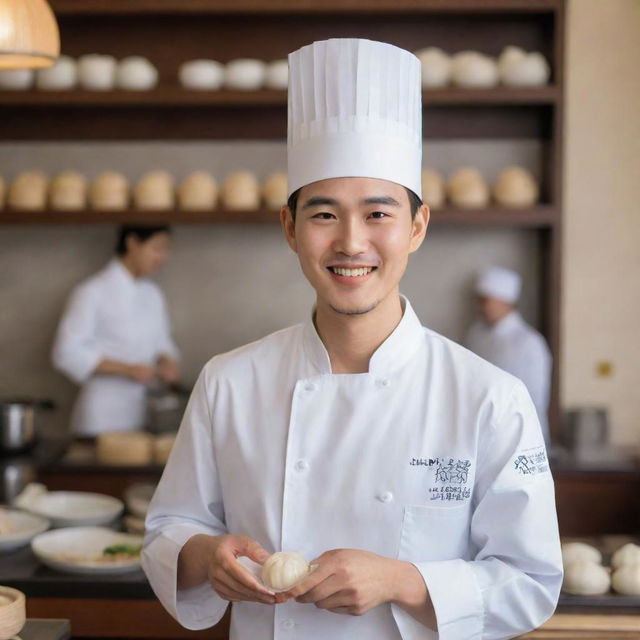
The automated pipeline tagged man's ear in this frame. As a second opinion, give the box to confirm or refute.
[409,204,429,254]
[280,206,298,253]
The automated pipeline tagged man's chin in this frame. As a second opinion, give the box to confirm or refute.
[329,300,379,316]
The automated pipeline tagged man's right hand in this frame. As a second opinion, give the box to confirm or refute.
[126,364,157,384]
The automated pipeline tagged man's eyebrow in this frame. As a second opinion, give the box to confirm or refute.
[362,196,401,207]
[301,196,339,210]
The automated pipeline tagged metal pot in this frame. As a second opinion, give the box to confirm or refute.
[562,407,609,451]
[0,398,54,453]
[145,384,189,434]
[0,455,37,504]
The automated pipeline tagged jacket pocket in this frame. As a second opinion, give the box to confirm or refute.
[398,504,470,563]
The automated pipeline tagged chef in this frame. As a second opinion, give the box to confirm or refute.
[464,266,553,445]
[52,225,180,436]
[143,39,562,640]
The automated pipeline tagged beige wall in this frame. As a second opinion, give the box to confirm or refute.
[563,0,640,445]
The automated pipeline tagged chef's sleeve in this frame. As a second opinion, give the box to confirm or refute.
[393,379,563,640]
[142,368,229,630]
[155,290,180,361]
[51,285,103,384]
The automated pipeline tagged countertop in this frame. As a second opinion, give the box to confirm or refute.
[19,619,71,640]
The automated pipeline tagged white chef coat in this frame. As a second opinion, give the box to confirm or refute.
[143,297,562,640]
[52,259,179,436]
[465,311,552,444]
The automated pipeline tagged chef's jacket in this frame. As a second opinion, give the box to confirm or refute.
[143,297,562,640]
[465,311,552,444]
[52,259,179,435]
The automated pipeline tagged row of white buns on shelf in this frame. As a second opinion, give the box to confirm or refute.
[0,170,288,212]
[0,55,289,92]
[96,430,175,467]
[415,46,550,88]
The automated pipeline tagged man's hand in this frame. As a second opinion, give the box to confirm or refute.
[156,356,180,384]
[126,364,157,384]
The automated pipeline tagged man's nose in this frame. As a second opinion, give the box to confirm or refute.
[333,218,368,256]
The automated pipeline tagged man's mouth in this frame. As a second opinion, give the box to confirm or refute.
[327,266,377,277]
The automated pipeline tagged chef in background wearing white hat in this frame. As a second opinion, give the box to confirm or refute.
[143,39,562,640]
[465,266,553,445]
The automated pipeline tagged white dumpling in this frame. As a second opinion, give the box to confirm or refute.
[262,172,288,209]
[502,52,550,87]
[77,54,117,91]
[498,46,527,76]
[179,60,225,90]
[8,171,48,210]
[612,543,640,569]
[447,168,489,208]
[261,552,310,590]
[90,171,129,211]
[225,59,267,91]
[451,51,499,89]
[222,171,260,210]
[561,541,602,566]
[421,168,445,209]
[50,171,88,211]
[178,171,218,211]
[36,55,78,91]
[415,47,451,88]
[562,561,611,595]
[493,166,539,208]
[612,564,640,595]
[0,68,34,90]
[134,171,175,210]
[116,56,158,91]
[265,60,288,90]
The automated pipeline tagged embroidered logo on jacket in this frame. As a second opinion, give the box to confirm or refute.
[409,457,472,502]
[514,446,549,476]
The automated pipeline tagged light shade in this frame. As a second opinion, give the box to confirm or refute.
[0,0,60,69]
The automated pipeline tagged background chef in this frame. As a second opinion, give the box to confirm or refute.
[465,265,553,444]
[52,224,180,436]
[143,39,562,640]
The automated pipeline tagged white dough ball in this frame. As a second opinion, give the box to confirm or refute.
[265,59,288,90]
[561,542,603,566]
[415,47,451,88]
[262,172,288,209]
[78,54,117,91]
[612,564,640,596]
[36,55,78,90]
[612,543,640,569]
[179,60,225,90]
[50,171,88,211]
[225,59,267,91]
[178,171,218,211]
[116,56,158,91]
[498,46,527,76]
[0,68,34,90]
[261,552,310,590]
[8,171,48,210]
[502,52,550,87]
[447,168,489,208]
[493,166,539,208]
[134,171,175,210]
[222,171,260,210]
[421,168,445,209]
[451,51,499,89]
[90,172,129,211]
[562,561,611,596]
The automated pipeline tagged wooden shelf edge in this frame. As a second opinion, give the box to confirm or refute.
[0,206,557,227]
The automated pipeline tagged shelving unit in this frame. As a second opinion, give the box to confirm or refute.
[0,0,566,437]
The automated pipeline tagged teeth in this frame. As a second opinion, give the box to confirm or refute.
[332,267,374,277]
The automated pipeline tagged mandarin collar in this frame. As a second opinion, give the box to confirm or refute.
[107,258,139,290]
[302,295,424,377]
[491,310,523,336]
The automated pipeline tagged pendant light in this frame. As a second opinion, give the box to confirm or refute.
[0,0,60,69]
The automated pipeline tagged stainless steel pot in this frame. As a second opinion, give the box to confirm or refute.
[0,456,37,504]
[145,384,189,434]
[0,398,54,453]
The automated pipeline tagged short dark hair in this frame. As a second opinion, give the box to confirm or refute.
[115,225,171,256]
[287,186,423,221]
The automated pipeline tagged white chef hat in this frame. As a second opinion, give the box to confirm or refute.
[287,38,422,198]
[476,266,522,304]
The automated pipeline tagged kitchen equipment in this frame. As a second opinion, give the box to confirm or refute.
[145,383,189,434]
[0,398,54,453]
[562,407,609,451]
[0,455,37,505]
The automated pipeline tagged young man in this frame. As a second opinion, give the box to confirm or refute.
[143,39,562,639]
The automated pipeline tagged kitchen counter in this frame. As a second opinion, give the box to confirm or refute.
[19,619,71,640]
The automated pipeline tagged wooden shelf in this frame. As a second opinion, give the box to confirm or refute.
[0,206,556,227]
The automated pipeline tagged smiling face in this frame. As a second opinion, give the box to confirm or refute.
[281,177,428,317]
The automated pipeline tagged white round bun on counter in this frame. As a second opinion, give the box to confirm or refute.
[499,46,550,86]
[612,564,640,596]
[0,586,26,639]
[262,172,288,209]
[97,430,154,466]
[225,58,267,90]
[50,171,88,211]
[561,541,603,566]
[261,551,311,590]
[0,507,50,552]
[493,166,539,208]
[447,168,490,208]
[415,47,451,88]
[116,56,159,91]
[0,68,34,90]
[8,171,49,211]
[421,168,446,209]
[611,542,640,569]
[133,171,175,210]
[179,59,225,90]
[222,170,261,210]
[265,59,288,90]
[562,560,611,595]
[178,171,218,211]
[77,54,117,91]
[35,55,78,90]
[90,171,130,210]
[451,51,499,89]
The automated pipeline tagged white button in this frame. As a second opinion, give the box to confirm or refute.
[304,382,317,392]
[282,619,295,630]
[378,491,393,503]
[377,378,390,388]
[295,459,309,472]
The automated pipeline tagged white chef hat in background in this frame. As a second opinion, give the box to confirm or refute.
[287,38,422,198]
[476,266,522,303]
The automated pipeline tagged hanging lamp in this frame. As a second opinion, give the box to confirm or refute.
[0,0,59,69]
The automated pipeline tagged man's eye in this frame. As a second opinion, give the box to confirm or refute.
[312,212,335,219]
[369,211,389,219]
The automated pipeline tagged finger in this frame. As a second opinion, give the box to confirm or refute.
[215,569,275,604]
[313,590,354,611]
[213,582,267,604]
[243,539,271,565]
[284,563,333,599]
[295,575,344,604]
[219,553,274,596]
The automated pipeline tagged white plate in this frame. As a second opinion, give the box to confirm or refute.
[123,483,156,518]
[25,491,123,528]
[31,526,143,574]
[0,508,50,552]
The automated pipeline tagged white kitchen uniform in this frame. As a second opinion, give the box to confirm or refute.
[143,298,562,640]
[52,259,179,435]
[465,311,552,444]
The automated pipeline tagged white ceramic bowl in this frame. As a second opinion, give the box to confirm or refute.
[24,491,123,528]
[0,508,50,552]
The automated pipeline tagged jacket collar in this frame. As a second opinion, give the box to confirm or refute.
[302,295,424,377]
[106,258,139,290]
[492,310,523,336]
